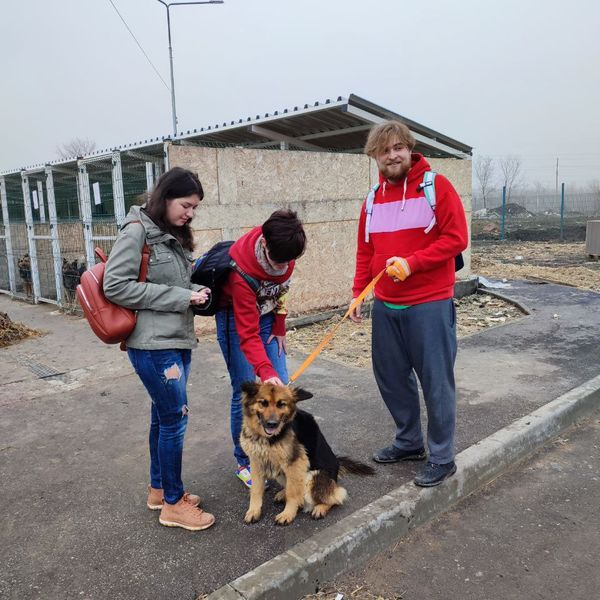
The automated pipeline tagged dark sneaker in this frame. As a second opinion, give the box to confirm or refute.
[372,445,426,464]
[414,461,457,487]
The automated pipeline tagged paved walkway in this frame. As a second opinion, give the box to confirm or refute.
[319,414,600,600]
[0,280,599,599]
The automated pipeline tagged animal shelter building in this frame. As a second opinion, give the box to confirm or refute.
[0,94,473,315]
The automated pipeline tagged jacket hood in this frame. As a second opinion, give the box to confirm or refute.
[123,205,169,242]
[229,226,294,283]
[378,153,431,187]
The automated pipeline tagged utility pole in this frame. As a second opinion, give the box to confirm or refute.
[156,1,224,137]
[555,157,559,194]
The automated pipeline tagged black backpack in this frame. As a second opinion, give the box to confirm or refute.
[191,241,260,316]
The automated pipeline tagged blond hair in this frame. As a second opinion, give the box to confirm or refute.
[364,120,416,157]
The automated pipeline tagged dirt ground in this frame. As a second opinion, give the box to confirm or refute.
[287,241,600,370]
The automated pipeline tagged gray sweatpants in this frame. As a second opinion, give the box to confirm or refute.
[371,298,457,464]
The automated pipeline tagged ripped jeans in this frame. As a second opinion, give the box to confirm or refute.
[127,348,192,505]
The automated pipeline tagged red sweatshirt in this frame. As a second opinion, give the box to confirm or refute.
[352,154,468,305]
[220,227,295,381]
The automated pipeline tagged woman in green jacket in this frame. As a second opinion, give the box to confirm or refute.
[104,167,214,532]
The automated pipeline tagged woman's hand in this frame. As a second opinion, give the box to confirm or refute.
[263,376,285,386]
[190,288,211,305]
[267,334,287,356]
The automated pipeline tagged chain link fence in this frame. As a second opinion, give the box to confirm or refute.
[472,189,600,241]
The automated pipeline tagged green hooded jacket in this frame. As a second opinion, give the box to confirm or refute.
[103,205,202,350]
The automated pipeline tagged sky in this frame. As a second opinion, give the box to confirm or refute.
[1,0,599,189]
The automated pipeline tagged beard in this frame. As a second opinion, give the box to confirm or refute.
[379,159,411,183]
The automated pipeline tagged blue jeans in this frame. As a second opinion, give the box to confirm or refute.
[127,348,192,504]
[216,309,288,466]
[371,299,457,464]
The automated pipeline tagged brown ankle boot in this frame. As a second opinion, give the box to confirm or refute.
[147,486,201,510]
[159,497,215,531]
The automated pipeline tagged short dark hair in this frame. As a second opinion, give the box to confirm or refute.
[144,167,203,251]
[262,209,306,263]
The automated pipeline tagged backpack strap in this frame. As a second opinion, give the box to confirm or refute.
[230,260,260,293]
[421,171,437,234]
[364,182,380,243]
[120,219,150,282]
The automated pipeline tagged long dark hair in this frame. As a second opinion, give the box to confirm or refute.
[144,167,203,251]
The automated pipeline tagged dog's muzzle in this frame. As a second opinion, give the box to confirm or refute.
[261,419,280,436]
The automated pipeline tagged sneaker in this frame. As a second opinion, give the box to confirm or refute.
[235,466,270,490]
[147,486,201,510]
[159,497,215,531]
[414,461,457,487]
[372,445,426,464]
[235,465,253,488]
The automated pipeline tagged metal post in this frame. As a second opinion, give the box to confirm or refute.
[77,162,96,268]
[21,172,41,301]
[111,152,127,228]
[36,180,47,223]
[501,185,507,241]
[560,182,565,241]
[45,167,63,305]
[166,4,178,136]
[145,162,155,193]
[0,177,17,294]
[157,1,224,137]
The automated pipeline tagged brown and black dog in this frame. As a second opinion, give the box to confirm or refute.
[240,381,374,525]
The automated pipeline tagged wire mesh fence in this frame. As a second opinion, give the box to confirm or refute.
[0,150,163,311]
[472,189,600,241]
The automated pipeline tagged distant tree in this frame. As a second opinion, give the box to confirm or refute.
[498,155,522,203]
[56,137,97,160]
[473,155,495,208]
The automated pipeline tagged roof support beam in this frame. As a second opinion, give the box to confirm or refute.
[342,105,470,159]
[249,125,323,151]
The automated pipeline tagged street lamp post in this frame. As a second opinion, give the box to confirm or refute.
[156,0,224,137]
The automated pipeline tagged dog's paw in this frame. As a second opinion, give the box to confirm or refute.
[311,504,330,519]
[244,508,261,523]
[274,510,297,525]
[274,489,286,503]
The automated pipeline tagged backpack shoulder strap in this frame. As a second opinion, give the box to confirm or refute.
[230,260,260,293]
[422,171,437,234]
[120,219,150,281]
[364,182,380,243]
[422,171,437,209]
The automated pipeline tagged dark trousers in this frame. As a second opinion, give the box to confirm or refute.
[371,298,457,464]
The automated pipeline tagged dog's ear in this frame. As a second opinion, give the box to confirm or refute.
[241,381,259,403]
[293,387,313,402]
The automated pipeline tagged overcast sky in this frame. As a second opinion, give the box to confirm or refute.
[1,0,599,188]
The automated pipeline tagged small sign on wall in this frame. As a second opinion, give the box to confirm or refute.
[92,182,102,205]
[32,190,39,209]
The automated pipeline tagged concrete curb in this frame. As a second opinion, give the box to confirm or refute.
[206,374,600,600]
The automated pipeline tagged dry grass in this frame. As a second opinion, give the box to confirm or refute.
[287,241,598,369]
[0,311,43,348]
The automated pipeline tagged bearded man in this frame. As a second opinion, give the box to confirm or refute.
[350,120,468,487]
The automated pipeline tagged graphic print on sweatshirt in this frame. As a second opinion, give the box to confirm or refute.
[256,279,290,316]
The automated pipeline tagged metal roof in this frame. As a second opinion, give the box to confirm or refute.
[1,93,471,175]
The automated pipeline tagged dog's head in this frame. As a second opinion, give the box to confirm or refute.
[241,381,313,438]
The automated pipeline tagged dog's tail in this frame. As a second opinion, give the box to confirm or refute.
[337,456,375,476]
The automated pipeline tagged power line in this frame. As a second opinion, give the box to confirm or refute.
[107,0,170,92]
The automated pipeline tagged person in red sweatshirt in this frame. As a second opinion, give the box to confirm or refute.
[216,209,307,487]
[350,120,468,487]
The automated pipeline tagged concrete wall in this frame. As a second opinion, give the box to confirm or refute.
[168,144,472,318]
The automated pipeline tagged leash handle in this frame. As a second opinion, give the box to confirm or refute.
[288,268,385,383]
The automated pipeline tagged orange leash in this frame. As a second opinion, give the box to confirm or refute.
[288,268,385,383]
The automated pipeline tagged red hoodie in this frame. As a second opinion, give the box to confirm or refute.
[220,226,295,381]
[352,153,468,305]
